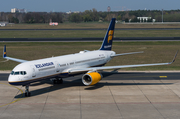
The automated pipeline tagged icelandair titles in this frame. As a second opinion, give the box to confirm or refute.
[104,45,112,49]
[35,62,54,68]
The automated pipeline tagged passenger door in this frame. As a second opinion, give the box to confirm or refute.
[30,65,36,77]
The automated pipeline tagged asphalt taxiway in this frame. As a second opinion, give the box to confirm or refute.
[0,71,180,119]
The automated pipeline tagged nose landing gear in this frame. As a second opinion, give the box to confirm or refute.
[23,78,63,97]
[25,85,31,97]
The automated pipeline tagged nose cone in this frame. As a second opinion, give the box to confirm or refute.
[8,75,21,85]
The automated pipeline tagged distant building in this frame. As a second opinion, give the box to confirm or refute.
[137,17,151,22]
[11,8,26,13]
[0,22,7,27]
[107,6,111,12]
[66,11,80,14]
[18,9,26,13]
[73,11,80,13]
[66,11,72,14]
[49,19,58,26]
[11,8,18,13]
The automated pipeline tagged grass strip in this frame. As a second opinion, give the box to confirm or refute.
[0,30,180,38]
[2,23,180,29]
[0,41,179,71]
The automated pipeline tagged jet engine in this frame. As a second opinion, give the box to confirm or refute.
[82,72,102,86]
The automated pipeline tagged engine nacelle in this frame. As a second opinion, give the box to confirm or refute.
[82,72,102,86]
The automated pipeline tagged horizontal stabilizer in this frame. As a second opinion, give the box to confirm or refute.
[3,45,28,63]
[111,51,144,58]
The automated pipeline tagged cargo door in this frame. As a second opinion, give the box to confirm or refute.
[55,61,60,72]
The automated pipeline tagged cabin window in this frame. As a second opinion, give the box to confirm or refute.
[38,66,55,71]
[70,62,74,65]
[60,64,66,67]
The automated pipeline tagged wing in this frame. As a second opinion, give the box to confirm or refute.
[68,50,178,73]
[3,45,28,63]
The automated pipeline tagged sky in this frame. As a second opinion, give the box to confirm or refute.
[1,0,180,12]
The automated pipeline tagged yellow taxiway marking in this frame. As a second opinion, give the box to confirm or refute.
[0,83,24,107]
[159,76,167,78]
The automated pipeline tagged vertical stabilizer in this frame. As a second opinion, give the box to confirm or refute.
[99,18,116,51]
[3,45,6,58]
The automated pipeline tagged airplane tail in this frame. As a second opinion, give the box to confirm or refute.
[3,45,6,58]
[99,18,116,51]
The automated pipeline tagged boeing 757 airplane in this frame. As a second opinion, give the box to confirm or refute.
[3,18,178,97]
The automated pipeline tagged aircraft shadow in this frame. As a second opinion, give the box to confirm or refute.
[14,74,173,98]
[14,71,179,98]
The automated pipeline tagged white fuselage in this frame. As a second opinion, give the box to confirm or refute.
[8,50,115,85]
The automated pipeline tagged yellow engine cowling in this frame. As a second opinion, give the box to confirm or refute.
[82,72,102,86]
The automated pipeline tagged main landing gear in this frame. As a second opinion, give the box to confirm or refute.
[23,78,63,97]
[25,85,31,97]
[53,78,63,84]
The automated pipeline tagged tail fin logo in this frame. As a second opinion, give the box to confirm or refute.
[108,30,114,43]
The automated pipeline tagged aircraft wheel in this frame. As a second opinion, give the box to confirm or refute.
[25,92,31,97]
[58,79,63,84]
[60,79,63,84]
[53,78,63,84]
[25,93,27,97]
[53,80,56,84]
[28,92,31,97]
[53,80,57,84]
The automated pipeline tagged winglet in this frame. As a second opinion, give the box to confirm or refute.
[170,50,178,64]
[3,45,6,58]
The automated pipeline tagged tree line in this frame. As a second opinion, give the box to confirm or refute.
[1,9,180,23]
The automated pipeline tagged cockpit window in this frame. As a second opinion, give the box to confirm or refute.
[14,72,19,75]
[10,71,14,75]
[20,71,23,75]
[11,71,27,75]
[20,71,27,75]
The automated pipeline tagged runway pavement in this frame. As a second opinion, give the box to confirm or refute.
[0,71,180,119]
